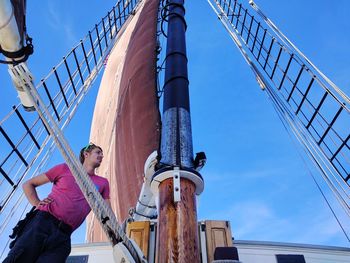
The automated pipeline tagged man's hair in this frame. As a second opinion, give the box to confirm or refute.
[79,143,103,164]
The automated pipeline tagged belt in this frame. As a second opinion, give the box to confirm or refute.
[37,211,73,235]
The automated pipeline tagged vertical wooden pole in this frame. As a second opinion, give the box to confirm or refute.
[156,178,200,263]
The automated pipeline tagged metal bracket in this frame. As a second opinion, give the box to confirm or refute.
[173,167,181,202]
[150,168,204,197]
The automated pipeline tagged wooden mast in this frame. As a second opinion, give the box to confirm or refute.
[151,0,204,262]
[157,178,200,262]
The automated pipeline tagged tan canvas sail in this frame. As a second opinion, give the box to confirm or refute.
[86,0,160,242]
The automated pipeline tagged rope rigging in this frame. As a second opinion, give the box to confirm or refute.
[208,0,350,241]
[10,14,146,263]
[0,0,148,261]
[248,0,350,111]
[265,78,350,242]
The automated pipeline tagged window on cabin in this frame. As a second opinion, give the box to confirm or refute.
[276,254,306,263]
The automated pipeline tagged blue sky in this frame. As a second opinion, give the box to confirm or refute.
[0,0,349,251]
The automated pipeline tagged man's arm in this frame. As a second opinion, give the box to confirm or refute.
[22,174,51,207]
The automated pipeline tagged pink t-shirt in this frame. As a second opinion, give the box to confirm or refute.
[37,163,110,231]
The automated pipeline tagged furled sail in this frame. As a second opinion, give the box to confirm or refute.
[86,0,160,242]
[0,0,35,111]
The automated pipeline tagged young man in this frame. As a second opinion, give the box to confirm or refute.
[3,143,110,263]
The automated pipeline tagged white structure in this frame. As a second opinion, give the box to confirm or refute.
[68,240,350,263]
[234,240,350,263]
[68,242,114,263]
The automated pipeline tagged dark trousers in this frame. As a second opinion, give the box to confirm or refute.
[3,211,71,263]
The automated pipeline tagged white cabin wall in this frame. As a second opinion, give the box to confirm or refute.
[69,243,114,263]
[68,240,350,263]
[234,241,350,263]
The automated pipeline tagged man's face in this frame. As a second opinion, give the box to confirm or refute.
[84,147,104,168]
